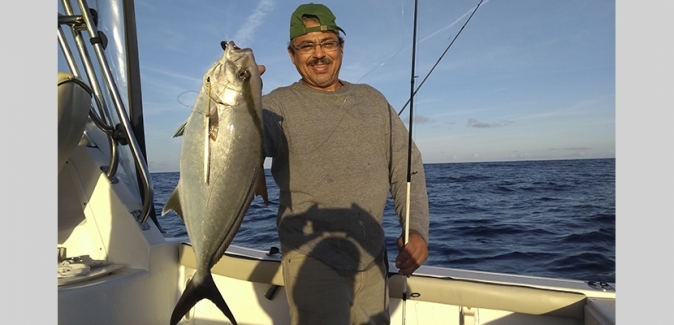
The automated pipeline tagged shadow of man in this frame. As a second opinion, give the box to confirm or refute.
[279,204,392,325]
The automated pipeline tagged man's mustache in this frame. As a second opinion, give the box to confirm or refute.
[308,57,333,66]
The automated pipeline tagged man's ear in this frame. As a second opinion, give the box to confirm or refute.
[287,48,297,65]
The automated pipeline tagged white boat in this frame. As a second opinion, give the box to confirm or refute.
[57,0,616,324]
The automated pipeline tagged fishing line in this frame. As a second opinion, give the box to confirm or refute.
[176,90,199,109]
[401,1,485,323]
[355,0,406,84]
[397,0,485,116]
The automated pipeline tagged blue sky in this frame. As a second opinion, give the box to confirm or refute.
[131,0,616,172]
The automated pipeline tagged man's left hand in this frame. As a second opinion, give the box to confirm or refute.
[395,229,428,276]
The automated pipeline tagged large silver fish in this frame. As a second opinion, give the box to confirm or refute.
[163,41,267,325]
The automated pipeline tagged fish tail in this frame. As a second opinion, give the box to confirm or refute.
[170,273,237,325]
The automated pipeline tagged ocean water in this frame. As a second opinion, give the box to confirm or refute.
[152,158,615,284]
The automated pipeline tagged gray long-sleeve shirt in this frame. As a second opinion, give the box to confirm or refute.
[262,80,429,271]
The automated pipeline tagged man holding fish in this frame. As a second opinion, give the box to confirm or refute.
[259,3,430,324]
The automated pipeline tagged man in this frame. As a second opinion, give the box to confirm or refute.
[260,3,429,324]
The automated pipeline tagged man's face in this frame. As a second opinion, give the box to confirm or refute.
[288,22,344,91]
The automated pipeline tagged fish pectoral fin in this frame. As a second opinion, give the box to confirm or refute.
[255,164,269,206]
[162,186,184,220]
[172,119,188,138]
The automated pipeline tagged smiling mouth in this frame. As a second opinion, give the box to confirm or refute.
[309,63,330,74]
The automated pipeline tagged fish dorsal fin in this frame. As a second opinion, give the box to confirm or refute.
[162,185,184,220]
[172,119,188,138]
[255,164,269,206]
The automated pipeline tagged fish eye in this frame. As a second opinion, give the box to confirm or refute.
[238,69,250,81]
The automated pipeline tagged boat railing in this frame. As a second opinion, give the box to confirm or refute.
[57,0,154,227]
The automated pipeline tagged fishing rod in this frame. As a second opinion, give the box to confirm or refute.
[401,1,483,323]
[402,0,419,323]
[398,0,485,116]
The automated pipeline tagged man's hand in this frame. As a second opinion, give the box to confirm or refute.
[258,64,266,76]
[395,229,428,276]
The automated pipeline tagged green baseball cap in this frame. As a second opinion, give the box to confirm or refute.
[289,3,346,40]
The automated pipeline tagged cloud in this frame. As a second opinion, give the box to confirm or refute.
[402,115,434,124]
[549,147,593,151]
[466,118,513,128]
[141,65,202,84]
[419,0,491,44]
[509,151,531,159]
[234,0,276,46]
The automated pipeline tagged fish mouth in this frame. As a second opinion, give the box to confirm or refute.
[220,41,255,61]
[221,41,240,51]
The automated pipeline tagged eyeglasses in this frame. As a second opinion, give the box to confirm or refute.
[292,40,340,53]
